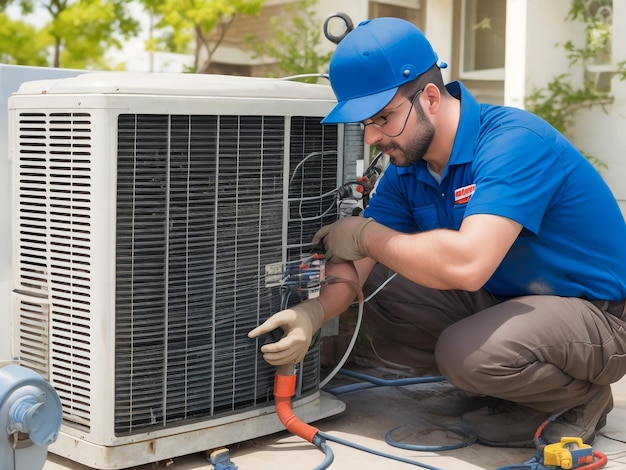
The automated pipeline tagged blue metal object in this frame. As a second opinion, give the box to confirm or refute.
[209,448,238,470]
[0,365,62,470]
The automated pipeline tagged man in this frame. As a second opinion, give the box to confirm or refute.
[248,17,626,447]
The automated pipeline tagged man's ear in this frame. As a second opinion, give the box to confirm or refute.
[423,83,441,114]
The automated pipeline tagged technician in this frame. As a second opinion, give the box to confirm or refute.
[249,17,626,448]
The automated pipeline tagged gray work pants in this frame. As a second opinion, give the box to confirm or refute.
[362,264,626,412]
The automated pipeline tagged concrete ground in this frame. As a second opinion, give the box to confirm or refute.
[44,360,626,470]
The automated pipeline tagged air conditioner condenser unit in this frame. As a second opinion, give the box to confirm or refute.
[8,72,347,469]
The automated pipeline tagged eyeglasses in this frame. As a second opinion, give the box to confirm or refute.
[359,87,425,137]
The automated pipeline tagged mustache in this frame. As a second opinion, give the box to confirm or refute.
[375,143,397,154]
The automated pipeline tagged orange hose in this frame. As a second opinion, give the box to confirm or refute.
[274,371,320,443]
[579,451,608,470]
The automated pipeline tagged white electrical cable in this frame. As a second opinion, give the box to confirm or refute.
[319,296,364,389]
[363,272,397,303]
[318,272,397,389]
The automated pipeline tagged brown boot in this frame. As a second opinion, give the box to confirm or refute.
[461,399,550,448]
[542,386,613,445]
[461,386,613,448]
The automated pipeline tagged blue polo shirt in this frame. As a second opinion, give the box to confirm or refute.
[364,81,626,300]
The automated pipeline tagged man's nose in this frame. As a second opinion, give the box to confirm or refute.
[363,125,384,146]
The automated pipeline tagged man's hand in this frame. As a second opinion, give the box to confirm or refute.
[312,217,375,264]
[248,298,325,365]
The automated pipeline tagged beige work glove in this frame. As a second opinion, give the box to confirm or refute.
[312,216,376,264]
[248,298,325,366]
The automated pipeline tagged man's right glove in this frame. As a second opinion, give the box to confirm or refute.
[247,298,325,366]
[312,216,375,264]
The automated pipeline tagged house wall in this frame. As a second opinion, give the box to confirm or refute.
[504,0,574,109]
[501,0,626,216]
[504,0,625,215]
[424,0,453,85]
[569,0,626,215]
[208,0,428,77]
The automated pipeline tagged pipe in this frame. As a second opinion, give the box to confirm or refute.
[274,364,319,443]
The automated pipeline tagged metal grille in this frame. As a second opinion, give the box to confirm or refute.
[287,117,340,261]
[14,111,94,429]
[114,114,338,434]
[13,109,339,437]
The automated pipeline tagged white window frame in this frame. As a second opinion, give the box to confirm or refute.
[459,0,506,81]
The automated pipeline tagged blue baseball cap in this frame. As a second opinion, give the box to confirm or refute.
[322,17,445,124]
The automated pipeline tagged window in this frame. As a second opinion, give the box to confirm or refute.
[369,1,423,26]
[460,0,506,80]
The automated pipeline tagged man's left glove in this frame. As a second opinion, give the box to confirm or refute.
[247,298,325,365]
[312,216,375,264]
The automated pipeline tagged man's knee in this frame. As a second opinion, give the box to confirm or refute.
[434,321,484,392]
[434,325,460,373]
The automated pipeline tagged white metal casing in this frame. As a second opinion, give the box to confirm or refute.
[8,72,346,469]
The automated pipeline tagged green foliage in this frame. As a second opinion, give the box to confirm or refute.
[564,0,613,65]
[49,0,140,69]
[140,0,264,73]
[525,74,609,135]
[246,0,332,83]
[5,0,34,14]
[0,13,50,65]
[2,0,140,69]
[524,0,623,170]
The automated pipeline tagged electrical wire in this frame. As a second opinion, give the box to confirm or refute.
[534,413,608,469]
[293,271,460,461]
[279,248,400,393]
[292,199,339,222]
[289,151,338,186]
[278,257,610,469]
[287,150,342,223]
[274,365,447,470]
[278,255,396,391]
[276,159,464,467]
[287,150,389,224]
[319,270,399,389]
[362,272,398,303]
[326,369,473,452]
[279,73,330,82]
[318,276,364,389]
[289,190,340,202]
[496,411,609,470]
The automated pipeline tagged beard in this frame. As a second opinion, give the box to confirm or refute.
[376,104,435,167]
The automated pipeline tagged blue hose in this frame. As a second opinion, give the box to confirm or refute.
[317,431,444,470]
[329,369,473,452]
[327,368,446,395]
[312,435,335,470]
[385,424,476,451]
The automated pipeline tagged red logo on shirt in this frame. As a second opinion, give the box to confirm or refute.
[454,184,476,204]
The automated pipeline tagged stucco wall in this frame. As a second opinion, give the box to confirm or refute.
[503,0,626,216]
[504,0,574,109]
[566,1,626,216]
